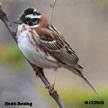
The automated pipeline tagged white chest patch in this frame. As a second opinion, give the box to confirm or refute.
[17,25,58,68]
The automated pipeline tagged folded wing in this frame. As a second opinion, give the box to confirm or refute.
[36,25,79,66]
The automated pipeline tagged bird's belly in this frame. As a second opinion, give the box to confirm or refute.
[17,32,58,68]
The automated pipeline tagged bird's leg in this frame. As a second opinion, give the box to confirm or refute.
[47,69,57,94]
[52,68,57,88]
[33,66,40,77]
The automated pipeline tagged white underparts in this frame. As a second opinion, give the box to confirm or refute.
[17,24,58,68]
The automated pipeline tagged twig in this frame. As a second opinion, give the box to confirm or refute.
[0,3,66,108]
[49,0,56,24]
[0,3,17,43]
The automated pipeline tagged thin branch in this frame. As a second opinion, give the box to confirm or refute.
[0,3,66,108]
[0,3,17,43]
[49,0,56,24]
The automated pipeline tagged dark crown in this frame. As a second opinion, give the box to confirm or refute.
[20,8,41,26]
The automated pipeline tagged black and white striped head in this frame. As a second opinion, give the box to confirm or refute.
[15,8,41,26]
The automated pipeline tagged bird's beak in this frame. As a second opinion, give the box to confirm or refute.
[14,18,22,24]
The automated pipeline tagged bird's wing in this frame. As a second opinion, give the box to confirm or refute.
[35,25,79,66]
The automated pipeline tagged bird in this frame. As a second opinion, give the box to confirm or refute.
[14,8,99,95]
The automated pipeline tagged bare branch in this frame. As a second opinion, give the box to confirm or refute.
[49,0,56,24]
[0,3,66,108]
[0,3,17,43]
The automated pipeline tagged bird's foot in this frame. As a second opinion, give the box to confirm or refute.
[33,66,39,76]
[46,84,55,95]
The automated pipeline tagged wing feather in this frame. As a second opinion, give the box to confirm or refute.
[36,25,79,66]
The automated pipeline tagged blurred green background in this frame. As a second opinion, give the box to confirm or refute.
[0,0,108,108]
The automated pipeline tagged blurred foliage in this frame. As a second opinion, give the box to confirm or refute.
[95,0,108,6]
[42,85,108,108]
[0,44,27,67]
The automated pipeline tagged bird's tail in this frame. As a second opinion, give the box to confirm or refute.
[67,64,99,95]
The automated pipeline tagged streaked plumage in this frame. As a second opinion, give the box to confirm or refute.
[15,8,99,95]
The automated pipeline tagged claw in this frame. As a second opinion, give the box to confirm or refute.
[45,84,55,95]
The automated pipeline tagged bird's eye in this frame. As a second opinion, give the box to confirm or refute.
[32,18,36,22]
[26,18,30,21]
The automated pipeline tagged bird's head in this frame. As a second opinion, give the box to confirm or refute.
[14,8,45,26]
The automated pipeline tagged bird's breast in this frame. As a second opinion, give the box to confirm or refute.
[17,29,59,68]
